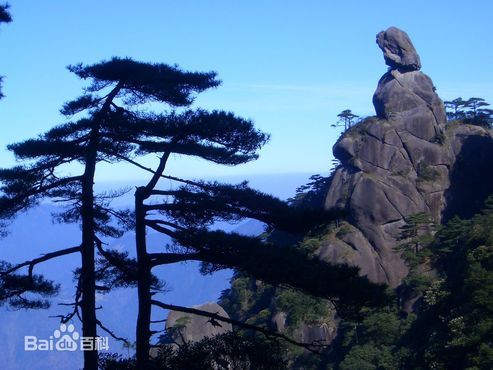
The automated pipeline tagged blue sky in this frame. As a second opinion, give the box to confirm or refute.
[0,0,492,182]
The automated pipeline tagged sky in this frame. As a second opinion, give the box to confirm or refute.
[0,0,492,183]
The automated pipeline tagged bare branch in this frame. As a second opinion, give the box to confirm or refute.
[148,252,203,267]
[145,221,178,238]
[1,246,81,278]
[53,275,82,324]
[151,300,328,354]
[145,219,185,231]
[94,237,135,279]
[109,152,205,189]
[96,319,130,345]
[150,319,167,323]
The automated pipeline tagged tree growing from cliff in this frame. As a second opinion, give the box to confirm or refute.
[288,174,333,208]
[398,213,435,258]
[0,3,12,99]
[444,97,492,126]
[0,57,220,370]
[444,97,467,120]
[398,202,493,369]
[396,212,436,301]
[332,109,359,131]
[464,97,490,118]
[464,97,493,127]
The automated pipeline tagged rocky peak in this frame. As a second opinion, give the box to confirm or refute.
[373,27,446,126]
[321,27,493,288]
[376,27,421,71]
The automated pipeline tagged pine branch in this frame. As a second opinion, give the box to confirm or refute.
[145,221,178,238]
[0,246,81,278]
[148,252,203,267]
[107,151,211,189]
[96,318,130,345]
[94,237,136,280]
[151,300,328,354]
[145,219,185,231]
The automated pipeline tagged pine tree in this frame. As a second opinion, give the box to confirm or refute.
[0,57,220,370]
[127,137,384,369]
[125,106,271,367]
[0,56,388,369]
[444,97,467,121]
[444,97,492,126]
[332,109,359,131]
[464,97,490,119]
[398,212,435,257]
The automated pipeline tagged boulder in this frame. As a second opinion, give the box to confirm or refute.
[373,70,446,125]
[165,302,232,344]
[376,27,421,71]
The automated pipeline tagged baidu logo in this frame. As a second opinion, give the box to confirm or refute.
[24,323,109,352]
[53,323,79,351]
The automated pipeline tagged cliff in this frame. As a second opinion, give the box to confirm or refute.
[319,27,493,287]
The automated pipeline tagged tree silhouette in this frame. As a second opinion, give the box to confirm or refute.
[130,175,387,367]
[0,57,388,369]
[332,109,359,131]
[0,3,10,22]
[0,57,221,370]
[444,97,492,126]
[444,97,467,121]
[0,3,12,99]
[464,97,490,118]
[122,106,269,367]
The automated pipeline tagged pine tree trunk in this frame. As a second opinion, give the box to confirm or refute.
[81,131,99,370]
[136,187,152,369]
[135,151,173,370]
[80,83,122,370]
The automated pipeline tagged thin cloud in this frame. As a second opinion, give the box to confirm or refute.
[229,82,375,97]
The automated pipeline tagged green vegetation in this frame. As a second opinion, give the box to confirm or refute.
[288,174,333,209]
[444,97,493,127]
[334,308,415,370]
[220,173,493,369]
[218,230,338,367]
[100,332,287,370]
[0,54,387,369]
[332,109,360,131]
[397,213,436,299]
[220,231,336,332]
[431,131,446,145]
[338,200,493,369]
[417,161,440,182]
[404,202,493,369]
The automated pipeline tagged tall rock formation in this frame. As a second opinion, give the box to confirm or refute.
[321,27,493,287]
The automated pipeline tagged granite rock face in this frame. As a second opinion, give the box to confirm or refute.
[376,27,421,71]
[165,302,232,344]
[321,27,493,287]
[373,69,446,126]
